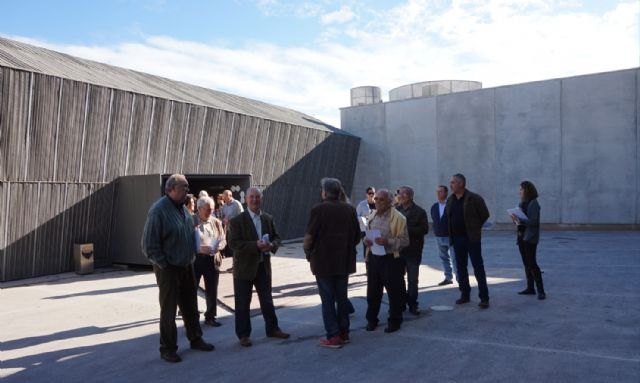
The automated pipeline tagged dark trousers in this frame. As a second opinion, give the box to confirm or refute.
[366,254,405,328]
[233,262,280,338]
[316,275,350,338]
[452,235,489,302]
[193,255,220,319]
[517,240,544,292]
[401,251,422,309]
[153,264,203,354]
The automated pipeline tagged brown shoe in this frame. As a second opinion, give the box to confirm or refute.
[267,329,290,339]
[239,337,252,347]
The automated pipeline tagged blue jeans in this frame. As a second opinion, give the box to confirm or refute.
[451,235,489,302]
[316,275,350,338]
[436,236,457,281]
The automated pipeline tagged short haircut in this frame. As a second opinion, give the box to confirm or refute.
[452,173,466,186]
[398,185,414,199]
[197,196,215,210]
[321,177,342,200]
[365,186,375,194]
[438,185,448,193]
[520,180,539,201]
[246,187,262,198]
[165,174,186,192]
[376,188,393,201]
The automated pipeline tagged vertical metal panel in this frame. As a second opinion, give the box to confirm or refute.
[181,105,206,173]
[251,119,271,184]
[4,182,37,280]
[55,79,88,182]
[197,107,222,173]
[210,110,234,174]
[164,102,188,174]
[146,98,172,174]
[26,73,62,181]
[126,95,154,175]
[0,69,31,181]
[103,90,133,181]
[234,115,260,176]
[33,182,67,276]
[80,85,110,182]
[85,182,115,267]
[224,112,245,174]
[0,182,6,280]
[262,122,282,185]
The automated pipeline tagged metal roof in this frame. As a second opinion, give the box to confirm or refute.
[0,36,342,133]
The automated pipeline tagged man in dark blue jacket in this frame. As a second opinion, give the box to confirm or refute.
[430,185,457,286]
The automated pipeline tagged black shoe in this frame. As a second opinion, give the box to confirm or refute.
[438,279,453,286]
[538,292,546,300]
[384,325,400,333]
[518,289,536,295]
[161,352,182,363]
[455,297,470,304]
[190,338,215,352]
[408,306,421,316]
[478,300,490,309]
[365,322,378,331]
[205,318,222,327]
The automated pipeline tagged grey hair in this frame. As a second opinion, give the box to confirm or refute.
[398,185,414,199]
[376,188,393,201]
[246,187,263,198]
[198,190,209,198]
[321,177,342,200]
[197,196,215,210]
[165,174,186,192]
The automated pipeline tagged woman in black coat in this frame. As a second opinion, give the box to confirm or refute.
[511,181,546,300]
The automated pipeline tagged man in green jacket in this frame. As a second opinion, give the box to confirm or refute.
[445,173,491,309]
[142,174,215,363]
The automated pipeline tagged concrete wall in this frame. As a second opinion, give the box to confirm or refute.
[341,68,639,225]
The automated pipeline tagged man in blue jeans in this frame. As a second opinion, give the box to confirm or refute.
[430,185,457,286]
[304,178,361,348]
[445,174,491,309]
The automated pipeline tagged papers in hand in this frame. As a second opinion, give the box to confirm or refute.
[261,234,270,242]
[507,207,528,221]
[365,229,386,256]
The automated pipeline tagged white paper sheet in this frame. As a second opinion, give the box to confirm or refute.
[365,229,386,256]
[507,207,528,221]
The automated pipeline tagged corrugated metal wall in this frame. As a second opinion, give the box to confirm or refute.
[0,66,360,281]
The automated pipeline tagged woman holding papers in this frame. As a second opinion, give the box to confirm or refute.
[194,196,227,326]
[510,181,546,300]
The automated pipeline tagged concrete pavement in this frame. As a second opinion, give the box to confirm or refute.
[1,231,639,382]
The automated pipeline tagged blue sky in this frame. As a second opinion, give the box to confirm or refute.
[1,0,638,127]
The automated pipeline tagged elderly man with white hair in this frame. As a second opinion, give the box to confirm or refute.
[193,195,227,327]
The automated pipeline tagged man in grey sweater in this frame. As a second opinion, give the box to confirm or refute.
[142,174,215,363]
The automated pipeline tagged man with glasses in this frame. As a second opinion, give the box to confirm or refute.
[142,174,215,363]
[363,189,409,333]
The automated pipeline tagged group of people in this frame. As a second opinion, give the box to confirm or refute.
[142,172,546,361]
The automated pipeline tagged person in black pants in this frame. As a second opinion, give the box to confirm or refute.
[510,180,546,300]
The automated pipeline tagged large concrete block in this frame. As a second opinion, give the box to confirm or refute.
[495,81,562,223]
[561,70,637,224]
[385,97,437,208]
[437,89,497,219]
[340,104,388,201]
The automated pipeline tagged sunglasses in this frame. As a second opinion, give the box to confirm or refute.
[367,192,374,195]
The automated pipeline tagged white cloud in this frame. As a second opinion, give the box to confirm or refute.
[321,6,356,24]
[7,0,638,128]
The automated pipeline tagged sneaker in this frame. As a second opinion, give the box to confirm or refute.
[339,331,350,344]
[319,336,343,349]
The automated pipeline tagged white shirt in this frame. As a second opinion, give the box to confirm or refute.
[438,201,446,218]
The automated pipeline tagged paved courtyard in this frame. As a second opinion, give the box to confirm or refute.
[1,231,639,382]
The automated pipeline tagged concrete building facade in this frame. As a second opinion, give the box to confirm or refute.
[341,68,639,227]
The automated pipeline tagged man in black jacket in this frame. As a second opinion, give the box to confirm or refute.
[396,186,429,315]
[446,174,491,309]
